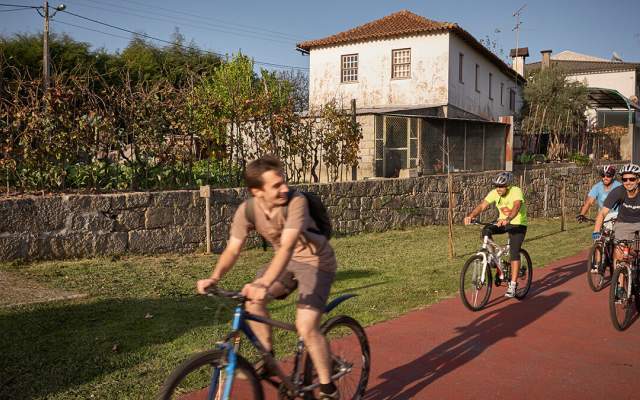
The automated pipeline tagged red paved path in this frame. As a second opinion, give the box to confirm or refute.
[358,250,640,400]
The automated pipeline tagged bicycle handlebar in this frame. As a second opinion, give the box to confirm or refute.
[205,286,247,302]
[469,218,498,226]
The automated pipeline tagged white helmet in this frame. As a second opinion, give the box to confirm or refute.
[492,171,514,186]
[619,163,640,176]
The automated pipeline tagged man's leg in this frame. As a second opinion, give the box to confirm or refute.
[483,224,506,281]
[296,306,333,384]
[506,226,526,297]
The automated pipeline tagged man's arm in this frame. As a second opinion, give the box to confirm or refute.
[196,237,244,294]
[242,227,300,300]
[593,206,610,235]
[498,200,521,227]
[464,200,490,225]
[579,196,596,218]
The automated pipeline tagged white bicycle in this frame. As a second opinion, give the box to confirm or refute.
[460,219,533,311]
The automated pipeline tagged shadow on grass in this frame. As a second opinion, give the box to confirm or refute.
[335,269,377,281]
[0,296,233,400]
[363,290,570,400]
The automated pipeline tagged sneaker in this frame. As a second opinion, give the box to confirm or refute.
[494,274,505,287]
[319,389,340,400]
[505,282,517,298]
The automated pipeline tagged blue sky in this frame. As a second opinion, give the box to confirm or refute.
[2,0,639,71]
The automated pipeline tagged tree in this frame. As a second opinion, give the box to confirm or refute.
[520,67,588,161]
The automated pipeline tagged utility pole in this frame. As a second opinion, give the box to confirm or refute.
[43,0,50,92]
[511,4,526,81]
[37,2,66,93]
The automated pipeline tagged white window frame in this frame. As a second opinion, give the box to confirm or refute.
[341,54,358,83]
[391,48,411,79]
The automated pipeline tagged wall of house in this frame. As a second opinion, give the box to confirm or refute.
[0,164,606,261]
[448,34,522,121]
[568,70,637,99]
[308,33,449,109]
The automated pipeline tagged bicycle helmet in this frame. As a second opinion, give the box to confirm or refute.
[492,171,514,186]
[619,163,640,176]
[600,164,616,177]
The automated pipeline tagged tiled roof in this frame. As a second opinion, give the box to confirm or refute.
[525,60,640,75]
[552,50,608,62]
[297,10,456,50]
[297,10,524,82]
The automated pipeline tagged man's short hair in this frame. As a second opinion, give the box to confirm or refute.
[245,155,284,189]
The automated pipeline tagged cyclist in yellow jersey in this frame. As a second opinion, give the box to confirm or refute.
[464,171,528,298]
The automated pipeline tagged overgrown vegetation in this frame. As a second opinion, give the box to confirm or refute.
[0,33,361,193]
[520,67,589,161]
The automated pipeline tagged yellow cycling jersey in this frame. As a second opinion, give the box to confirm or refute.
[484,186,528,226]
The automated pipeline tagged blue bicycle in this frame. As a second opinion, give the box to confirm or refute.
[158,287,370,399]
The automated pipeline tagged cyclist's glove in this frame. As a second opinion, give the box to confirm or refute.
[591,232,601,241]
[576,214,587,223]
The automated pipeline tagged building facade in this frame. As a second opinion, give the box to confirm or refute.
[297,10,523,180]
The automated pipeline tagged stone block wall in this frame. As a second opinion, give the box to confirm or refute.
[0,164,607,261]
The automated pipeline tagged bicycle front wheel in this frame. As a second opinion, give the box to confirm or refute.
[157,349,263,400]
[587,242,612,292]
[609,265,634,331]
[460,254,493,311]
[303,315,370,400]
[514,249,533,300]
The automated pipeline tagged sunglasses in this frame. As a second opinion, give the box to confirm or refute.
[622,177,637,183]
[494,185,507,188]
[601,174,615,178]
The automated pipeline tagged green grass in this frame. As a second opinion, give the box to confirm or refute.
[0,219,592,399]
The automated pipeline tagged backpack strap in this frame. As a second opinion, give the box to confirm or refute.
[244,197,268,251]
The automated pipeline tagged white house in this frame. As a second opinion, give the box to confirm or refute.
[297,10,524,179]
[525,50,640,162]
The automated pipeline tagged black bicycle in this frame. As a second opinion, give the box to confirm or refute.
[158,287,370,399]
[609,232,640,331]
[583,216,616,292]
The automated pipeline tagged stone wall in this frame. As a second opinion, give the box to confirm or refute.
[0,164,608,261]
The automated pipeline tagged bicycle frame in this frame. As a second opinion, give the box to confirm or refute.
[476,235,511,285]
[211,293,358,400]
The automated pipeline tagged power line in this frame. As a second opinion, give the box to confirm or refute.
[57,9,308,70]
[54,19,138,42]
[60,0,296,45]
[0,7,31,12]
[101,0,299,41]
[0,3,38,7]
[60,0,297,46]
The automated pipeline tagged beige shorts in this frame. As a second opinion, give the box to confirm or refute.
[614,222,640,241]
[257,261,335,311]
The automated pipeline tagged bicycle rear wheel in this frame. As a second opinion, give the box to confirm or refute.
[460,254,493,311]
[514,249,533,299]
[303,315,370,400]
[157,349,263,400]
[609,265,635,331]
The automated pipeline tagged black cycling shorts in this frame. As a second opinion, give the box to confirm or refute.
[481,224,527,261]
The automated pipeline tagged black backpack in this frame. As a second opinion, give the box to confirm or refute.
[245,190,332,250]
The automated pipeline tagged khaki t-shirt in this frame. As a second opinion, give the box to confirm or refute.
[229,192,337,273]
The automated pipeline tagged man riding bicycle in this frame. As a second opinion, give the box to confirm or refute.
[464,171,528,298]
[577,165,621,226]
[593,163,640,267]
[196,155,340,400]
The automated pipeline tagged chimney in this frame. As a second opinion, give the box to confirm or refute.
[541,49,552,69]
[509,47,529,76]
